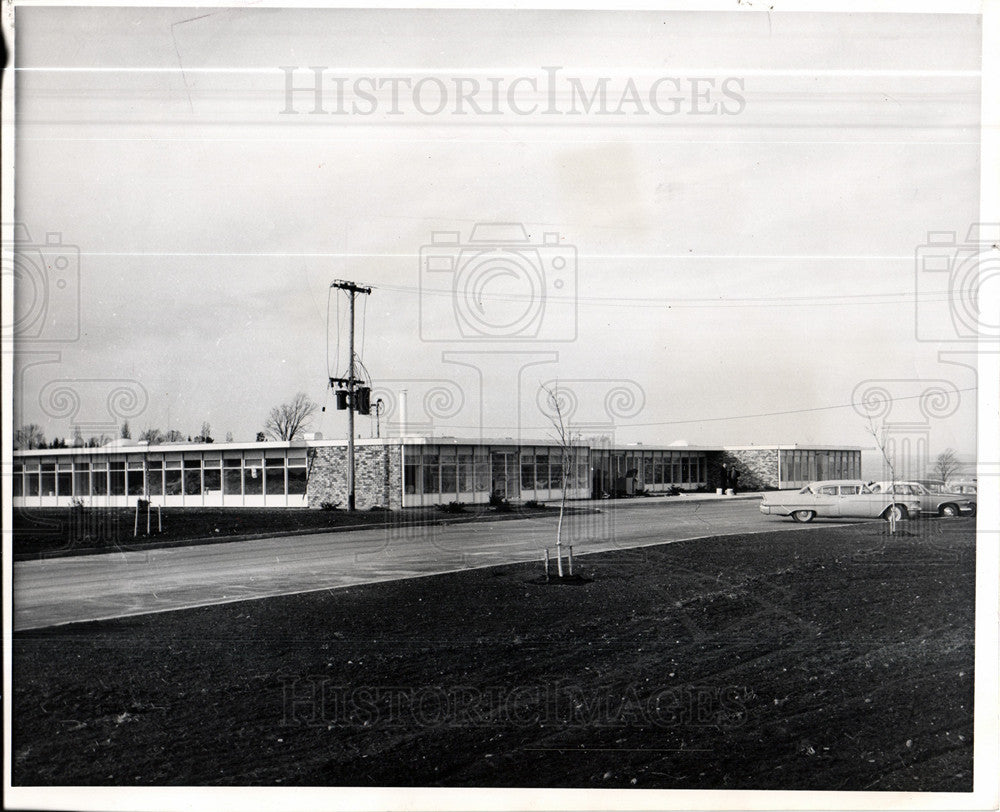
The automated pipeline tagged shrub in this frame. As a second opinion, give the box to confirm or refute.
[439,501,467,514]
[524,499,544,509]
[319,501,340,511]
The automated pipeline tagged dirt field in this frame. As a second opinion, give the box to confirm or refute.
[12,519,974,789]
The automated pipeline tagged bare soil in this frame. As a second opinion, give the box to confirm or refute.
[12,519,974,789]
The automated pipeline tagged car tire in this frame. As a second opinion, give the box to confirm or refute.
[884,504,908,522]
[939,504,959,518]
[791,510,815,523]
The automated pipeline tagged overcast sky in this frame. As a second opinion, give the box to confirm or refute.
[12,7,983,465]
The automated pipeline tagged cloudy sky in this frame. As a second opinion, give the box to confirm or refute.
[11,7,983,465]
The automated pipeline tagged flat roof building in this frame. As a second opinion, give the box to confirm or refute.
[12,438,862,510]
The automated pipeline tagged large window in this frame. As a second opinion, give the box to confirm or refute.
[165,460,182,495]
[458,452,474,493]
[266,457,285,495]
[92,461,109,495]
[147,460,164,497]
[439,447,457,496]
[422,453,440,495]
[404,447,421,495]
[287,456,307,495]
[25,463,40,496]
[224,458,242,495]
[520,452,535,489]
[203,458,222,494]
[183,459,201,495]
[127,460,145,496]
[57,463,72,497]
[41,462,55,496]
[244,458,263,495]
[13,463,23,497]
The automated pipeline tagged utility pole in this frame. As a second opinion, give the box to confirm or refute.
[330,280,372,511]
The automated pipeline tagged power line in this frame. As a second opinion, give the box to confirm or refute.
[375,282,967,310]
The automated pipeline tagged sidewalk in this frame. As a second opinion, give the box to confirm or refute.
[558,491,765,509]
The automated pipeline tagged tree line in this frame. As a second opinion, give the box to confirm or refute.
[13,392,320,449]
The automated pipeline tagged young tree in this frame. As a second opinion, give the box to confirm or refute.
[120,421,132,440]
[265,392,319,441]
[256,431,266,442]
[196,422,214,443]
[541,384,579,577]
[165,429,185,442]
[867,417,901,534]
[934,448,962,484]
[225,431,234,443]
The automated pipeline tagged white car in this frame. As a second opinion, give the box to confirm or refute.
[760,480,921,523]
[868,481,976,517]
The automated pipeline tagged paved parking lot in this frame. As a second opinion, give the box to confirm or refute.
[13,497,849,630]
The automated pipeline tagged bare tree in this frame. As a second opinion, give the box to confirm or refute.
[14,424,46,450]
[139,427,164,444]
[196,421,214,443]
[933,448,962,484]
[265,392,319,441]
[867,417,901,534]
[120,421,131,440]
[542,384,580,577]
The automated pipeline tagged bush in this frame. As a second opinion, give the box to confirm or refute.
[524,499,544,509]
[439,501,467,514]
[319,501,340,511]
[489,492,513,512]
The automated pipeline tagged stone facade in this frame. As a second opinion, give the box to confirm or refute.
[709,448,779,491]
[306,445,402,509]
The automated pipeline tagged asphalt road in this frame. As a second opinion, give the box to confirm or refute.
[13,498,847,630]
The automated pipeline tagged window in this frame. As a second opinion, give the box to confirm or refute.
[422,453,440,495]
[643,456,654,484]
[13,462,23,497]
[92,462,109,495]
[127,460,145,496]
[818,485,837,495]
[287,464,307,495]
[147,461,164,497]
[520,452,535,490]
[41,462,56,496]
[535,454,548,489]
[550,458,563,489]
[244,459,262,495]
[183,459,201,495]
[164,460,182,495]
[403,448,420,495]
[25,463,41,496]
[203,465,222,494]
[266,457,285,495]
[439,448,457,497]
[109,461,126,496]
[458,452,474,492]
[224,458,242,495]
[57,463,72,497]
[840,485,860,495]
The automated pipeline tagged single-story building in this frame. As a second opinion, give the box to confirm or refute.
[11,438,861,510]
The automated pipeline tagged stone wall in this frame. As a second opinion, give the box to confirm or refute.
[708,449,780,491]
[306,445,402,509]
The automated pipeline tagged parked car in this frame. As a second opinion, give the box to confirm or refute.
[868,481,976,517]
[759,480,921,523]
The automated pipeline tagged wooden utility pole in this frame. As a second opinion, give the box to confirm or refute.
[331,280,371,511]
